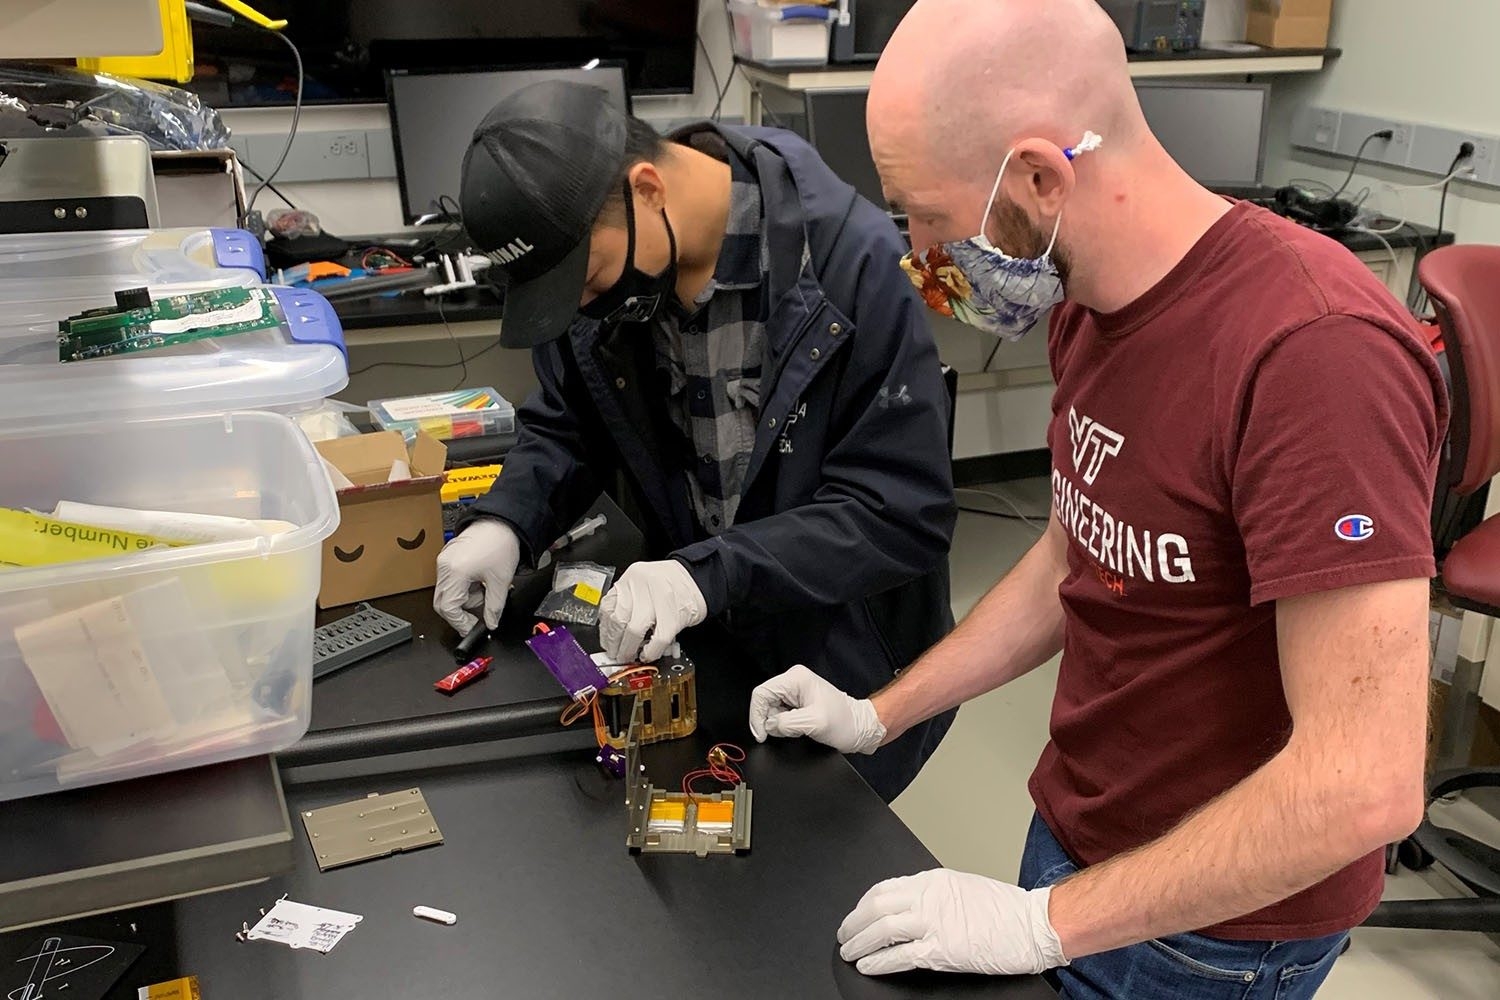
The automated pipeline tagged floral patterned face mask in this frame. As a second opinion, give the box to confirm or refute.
[900,131,1102,341]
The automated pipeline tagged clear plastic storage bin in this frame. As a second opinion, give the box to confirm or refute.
[727,1,835,65]
[0,264,346,801]
[368,387,516,441]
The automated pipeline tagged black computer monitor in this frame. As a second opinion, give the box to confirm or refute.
[804,89,889,210]
[1135,81,1271,191]
[386,63,630,223]
[753,83,889,213]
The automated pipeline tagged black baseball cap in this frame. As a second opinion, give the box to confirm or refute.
[461,81,627,348]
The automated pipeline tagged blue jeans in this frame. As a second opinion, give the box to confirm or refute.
[1019,813,1348,1000]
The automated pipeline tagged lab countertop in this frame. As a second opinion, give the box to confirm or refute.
[0,495,1054,999]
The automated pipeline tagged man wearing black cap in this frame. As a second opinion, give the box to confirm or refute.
[433,79,956,801]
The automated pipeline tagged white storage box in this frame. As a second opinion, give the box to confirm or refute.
[0,267,346,801]
[727,1,835,65]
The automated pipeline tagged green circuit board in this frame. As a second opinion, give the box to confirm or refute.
[58,286,281,362]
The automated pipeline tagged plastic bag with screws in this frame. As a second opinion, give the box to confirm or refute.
[535,561,616,627]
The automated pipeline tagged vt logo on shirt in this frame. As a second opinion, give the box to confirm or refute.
[1053,406,1196,593]
[1069,407,1125,486]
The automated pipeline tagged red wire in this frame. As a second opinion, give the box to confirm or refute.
[682,743,746,799]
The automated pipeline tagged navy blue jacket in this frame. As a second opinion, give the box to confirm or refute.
[467,124,957,800]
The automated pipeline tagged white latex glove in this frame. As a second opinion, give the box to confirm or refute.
[598,559,707,663]
[747,664,886,755]
[433,519,521,634]
[838,871,1068,977]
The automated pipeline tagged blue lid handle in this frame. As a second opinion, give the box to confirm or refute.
[271,286,347,363]
[778,5,834,20]
[209,228,267,279]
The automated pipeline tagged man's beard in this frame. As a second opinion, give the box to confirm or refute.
[989,196,1071,289]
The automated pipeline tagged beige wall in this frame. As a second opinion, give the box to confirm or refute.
[1264,0,1500,245]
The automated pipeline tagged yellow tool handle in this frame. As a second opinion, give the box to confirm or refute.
[214,0,288,30]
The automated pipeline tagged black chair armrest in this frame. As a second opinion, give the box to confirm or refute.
[1429,767,1500,801]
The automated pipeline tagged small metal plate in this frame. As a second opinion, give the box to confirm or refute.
[300,788,443,871]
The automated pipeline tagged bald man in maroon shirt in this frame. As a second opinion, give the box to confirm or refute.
[747,1,1449,996]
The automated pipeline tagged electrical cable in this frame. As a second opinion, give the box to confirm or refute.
[682,743,746,800]
[748,81,788,129]
[1331,130,1392,200]
[443,296,469,390]
[1348,225,1400,277]
[408,194,468,261]
[696,34,723,118]
[237,159,298,210]
[347,294,503,378]
[981,337,1005,373]
[1436,148,1470,248]
[437,193,464,222]
[244,26,304,220]
[712,62,740,122]
[1286,177,1338,199]
[955,487,1047,532]
[558,666,661,749]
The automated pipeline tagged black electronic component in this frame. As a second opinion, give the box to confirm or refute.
[113,286,152,311]
[1101,0,1205,53]
[453,621,490,663]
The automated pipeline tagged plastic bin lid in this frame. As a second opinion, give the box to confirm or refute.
[0,283,348,429]
[0,227,266,283]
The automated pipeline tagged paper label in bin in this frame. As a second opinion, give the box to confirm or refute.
[16,595,176,751]
[13,578,241,761]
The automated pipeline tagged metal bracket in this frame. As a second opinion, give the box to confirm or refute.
[300,787,443,871]
[624,697,751,858]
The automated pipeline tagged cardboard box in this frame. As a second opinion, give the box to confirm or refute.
[314,431,447,608]
[1246,0,1333,49]
[151,149,248,228]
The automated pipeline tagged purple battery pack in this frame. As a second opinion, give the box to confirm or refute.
[525,624,608,702]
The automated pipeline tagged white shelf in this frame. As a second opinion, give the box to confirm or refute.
[738,51,1328,91]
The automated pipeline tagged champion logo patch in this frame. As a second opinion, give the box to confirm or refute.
[1334,514,1375,542]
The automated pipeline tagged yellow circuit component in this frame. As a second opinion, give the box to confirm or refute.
[647,799,687,833]
[695,801,735,827]
[649,801,687,821]
[440,464,502,503]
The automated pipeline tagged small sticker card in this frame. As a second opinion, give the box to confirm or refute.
[245,900,362,954]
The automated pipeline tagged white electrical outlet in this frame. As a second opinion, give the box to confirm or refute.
[244,129,371,183]
[1410,125,1497,185]
[1294,105,1500,191]
[1335,113,1414,169]
[1291,105,1341,153]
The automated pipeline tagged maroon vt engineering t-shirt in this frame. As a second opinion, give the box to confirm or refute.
[1030,201,1449,940]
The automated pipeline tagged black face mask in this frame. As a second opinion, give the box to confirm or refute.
[579,180,679,325]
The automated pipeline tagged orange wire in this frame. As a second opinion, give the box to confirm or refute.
[557,664,664,754]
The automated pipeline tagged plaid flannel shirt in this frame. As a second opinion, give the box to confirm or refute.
[652,147,767,536]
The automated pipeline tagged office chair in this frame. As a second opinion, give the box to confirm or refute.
[1363,245,1500,934]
